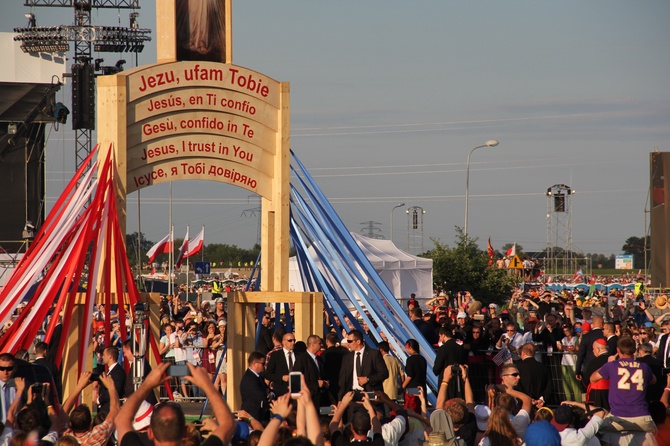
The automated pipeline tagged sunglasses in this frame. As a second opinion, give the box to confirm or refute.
[285,339,296,342]
[0,366,13,372]
[503,372,520,377]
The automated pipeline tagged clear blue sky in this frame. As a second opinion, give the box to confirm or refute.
[3,1,669,258]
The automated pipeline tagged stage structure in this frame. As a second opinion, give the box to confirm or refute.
[14,0,152,169]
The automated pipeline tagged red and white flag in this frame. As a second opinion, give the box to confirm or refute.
[505,243,516,257]
[487,237,495,266]
[146,233,172,263]
[175,227,189,269]
[185,226,204,258]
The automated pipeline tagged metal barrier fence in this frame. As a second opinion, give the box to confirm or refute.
[159,346,226,402]
[464,350,584,405]
[154,348,578,405]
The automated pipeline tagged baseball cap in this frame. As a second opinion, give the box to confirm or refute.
[457,312,467,319]
[474,404,491,431]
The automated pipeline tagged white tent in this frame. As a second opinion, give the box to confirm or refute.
[289,232,433,300]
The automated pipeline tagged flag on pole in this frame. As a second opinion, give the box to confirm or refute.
[147,233,172,263]
[175,227,189,269]
[573,268,583,282]
[505,243,516,257]
[185,226,204,258]
[487,237,495,266]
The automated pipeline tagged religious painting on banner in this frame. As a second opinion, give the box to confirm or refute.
[176,0,229,62]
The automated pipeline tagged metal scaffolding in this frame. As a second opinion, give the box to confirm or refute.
[545,184,577,277]
[406,206,425,255]
[15,0,151,170]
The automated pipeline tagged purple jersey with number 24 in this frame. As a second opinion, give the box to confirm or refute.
[598,359,653,417]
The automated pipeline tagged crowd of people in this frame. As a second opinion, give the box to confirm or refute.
[2,280,670,446]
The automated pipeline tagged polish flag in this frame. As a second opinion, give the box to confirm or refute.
[146,233,172,263]
[185,226,204,258]
[505,243,516,257]
[175,227,189,269]
[487,237,495,266]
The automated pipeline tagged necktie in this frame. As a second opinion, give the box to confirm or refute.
[356,351,362,376]
[288,351,294,370]
[3,384,9,421]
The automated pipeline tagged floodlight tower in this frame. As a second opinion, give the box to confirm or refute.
[14,1,151,170]
[545,184,575,277]
[406,206,425,255]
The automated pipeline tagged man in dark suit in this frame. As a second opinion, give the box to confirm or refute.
[338,329,388,400]
[240,351,271,422]
[603,322,618,357]
[121,340,158,405]
[32,342,62,402]
[637,342,664,403]
[97,346,125,414]
[322,332,347,405]
[410,307,438,346]
[654,320,670,370]
[433,326,464,378]
[516,343,552,406]
[294,334,327,407]
[265,332,297,397]
[255,311,274,355]
[433,325,466,400]
[575,316,605,386]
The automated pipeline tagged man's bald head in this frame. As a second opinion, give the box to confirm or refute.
[592,316,604,328]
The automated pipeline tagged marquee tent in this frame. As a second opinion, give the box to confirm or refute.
[289,232,433,301]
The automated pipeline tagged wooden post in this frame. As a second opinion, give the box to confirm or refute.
[227,291,322,410]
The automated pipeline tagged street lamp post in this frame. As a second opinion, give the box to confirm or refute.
[390,203,405,244]
[464,140,499,239]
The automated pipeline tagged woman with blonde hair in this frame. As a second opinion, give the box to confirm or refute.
[478,407,522,446]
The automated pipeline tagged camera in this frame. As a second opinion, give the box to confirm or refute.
[451,363,461,377]
[31,382,43,394]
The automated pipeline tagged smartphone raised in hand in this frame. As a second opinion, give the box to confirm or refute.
[289,371,302,398]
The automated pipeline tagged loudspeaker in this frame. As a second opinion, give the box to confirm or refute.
[650,152,670,288]
[72,63,95,130]
[553,195,566,212]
